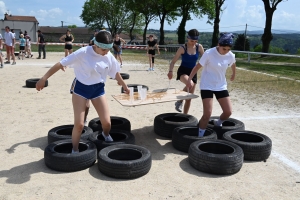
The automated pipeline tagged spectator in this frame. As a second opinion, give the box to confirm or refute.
[18,34,26,60]
[25,35,33,58]
[113,34,126,67]
[4,26,16,65]
[59,28,74,57]
[36,30,46,59]
[0,33,3,68]
[146,35,160,71]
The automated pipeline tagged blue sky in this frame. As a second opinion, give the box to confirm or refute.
[1,0,299,33]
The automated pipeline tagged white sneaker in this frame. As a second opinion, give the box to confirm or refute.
[148,68,151,71]
[213,119,222,127]
[84,120,87,126]
[175,101,183,112]
[102,132,113,142]
[71,149,79,154]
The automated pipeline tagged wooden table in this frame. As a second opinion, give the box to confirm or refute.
[112,88,199,107]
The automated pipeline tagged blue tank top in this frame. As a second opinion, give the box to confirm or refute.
[180,44,199,68]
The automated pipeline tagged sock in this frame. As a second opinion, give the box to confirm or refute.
[198,128,206,137]
[71,149,79,154]
[217,119,224,126]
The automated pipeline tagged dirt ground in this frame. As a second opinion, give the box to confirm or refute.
[0,52,299,200]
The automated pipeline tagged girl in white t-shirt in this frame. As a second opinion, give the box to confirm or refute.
[186,33,236,137]
[36,31,130,153]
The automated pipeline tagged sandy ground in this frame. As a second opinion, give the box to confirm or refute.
[0,52,300,200]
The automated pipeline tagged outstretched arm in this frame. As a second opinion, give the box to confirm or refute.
[36,62,65,91]
[115,72,129,94]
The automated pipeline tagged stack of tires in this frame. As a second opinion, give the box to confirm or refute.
[153,113,272,175]
[44,116,152,179]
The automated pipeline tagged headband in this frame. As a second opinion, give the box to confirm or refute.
[94,40,113,49]
[187,35,199,40]
[218,33,234,46]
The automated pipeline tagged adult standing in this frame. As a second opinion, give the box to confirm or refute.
[37,30,46,59]
[0,33,3,67]
[59,29,74,57]
[186,33,236,137]
[4,26,16,65]
[168,29,204,114]
[147,35,160,71]
[113,34,125,67]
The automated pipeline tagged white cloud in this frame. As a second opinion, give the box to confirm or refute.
[235,0,247,18]
[0,1,7,18]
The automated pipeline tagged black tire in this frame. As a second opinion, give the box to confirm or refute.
[207,116,245,139]
[26,78,48,88]
[121,84,149,93]
[88,116,131,132]
[98,144,152,179]
[223,130,272,161]
[154,113,198,138]
[188,139,244,175]
[48,125,93,144]
[88,130,135,152]
[44,139,97,172]
[120,73,130,80]
[172,126,217,153]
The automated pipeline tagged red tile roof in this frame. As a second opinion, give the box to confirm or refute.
[4,14,38,22]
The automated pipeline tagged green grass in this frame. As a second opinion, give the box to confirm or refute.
[30,45,82,52]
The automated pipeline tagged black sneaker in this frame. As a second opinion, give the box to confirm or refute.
[36,57,41,59]
[0,64,3,68]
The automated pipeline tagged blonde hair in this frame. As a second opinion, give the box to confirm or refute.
[20,34,24,38]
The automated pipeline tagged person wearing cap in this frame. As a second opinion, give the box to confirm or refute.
[168,29,204,114]
[113,34,126,67]
[186,32,236,137]
[146,34,160,71]
[59,29,75,57]
[36,30,46,59]
[36,30,130,153]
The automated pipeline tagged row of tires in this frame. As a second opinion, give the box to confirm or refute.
[45,113,272,176]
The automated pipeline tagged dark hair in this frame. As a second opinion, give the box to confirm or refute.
[96,31,113,44]
[188,29,199,37]
[5,26,10,29]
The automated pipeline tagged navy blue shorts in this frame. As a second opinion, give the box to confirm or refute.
[70,78,105,100]
[200,90,229,100]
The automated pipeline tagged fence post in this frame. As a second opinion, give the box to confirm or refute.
[248,53,251,64]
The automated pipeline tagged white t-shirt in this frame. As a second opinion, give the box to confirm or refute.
[60,46,120,85]
[199,47,235,91]
[4,31,15,46]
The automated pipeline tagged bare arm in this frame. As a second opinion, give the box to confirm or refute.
[156,44,160,54]
[120,38,126,45]
[198,44,205,56]
[167,47,184,79]
[36,62,65,91]
[230,63,236,81]
[115,72,129,94]
[59,35,66,43]
[186,63,202,89]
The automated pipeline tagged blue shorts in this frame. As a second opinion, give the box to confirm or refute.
[70,78,105,100]
[114,46,122,55]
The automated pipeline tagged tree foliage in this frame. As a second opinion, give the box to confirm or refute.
[233,34,250,51]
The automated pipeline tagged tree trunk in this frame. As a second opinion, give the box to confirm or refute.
[261,4,275,53]
[129,13,137,41]
[177,6,189,44]
[211,0,221,47]
[159,12,166,45]
[143,23,148,45]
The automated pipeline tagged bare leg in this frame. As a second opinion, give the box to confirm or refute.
[217,97,232,120]
[199,98,213,129]
[64,49,68,57]
[179,74,196,114]
[118,54,123,65]
[91,95,111,136]
[84,100,90,123]
[148,54,152,68]
[71,94,87,151]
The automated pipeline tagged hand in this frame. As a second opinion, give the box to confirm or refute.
[123,86,130,94]
[36,78,46,91]
[186,79,194,89]
[230,74,235,81]
[167,71,173,80]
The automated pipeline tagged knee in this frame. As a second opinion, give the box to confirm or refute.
[202,112,212,121]
[101,120,111,130]
[73,123,84,132]
[223,110,232,118]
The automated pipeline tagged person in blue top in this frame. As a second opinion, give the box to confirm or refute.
[18,34,26,60]
[167,29,204,114]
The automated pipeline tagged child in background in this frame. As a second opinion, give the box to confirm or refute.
[25,35,33,58]
[18,34,26,60]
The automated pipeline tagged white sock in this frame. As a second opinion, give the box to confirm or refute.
[71,149,79,154]
[102,132,113,142]
[198,128,206,137]
[217,119,224,126]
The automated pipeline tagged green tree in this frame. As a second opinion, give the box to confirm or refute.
[176,0,214,44]
[211,0,226,47]
[68,25,77,28]
[233,34,250,51]
[261,0,285,53]
[80,0,132,36]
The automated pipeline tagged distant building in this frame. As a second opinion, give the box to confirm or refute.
[0,13,39,41]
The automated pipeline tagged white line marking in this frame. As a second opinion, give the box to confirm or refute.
[272,151,300,173]
[236,115,300,120]
[237,67,300,82]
